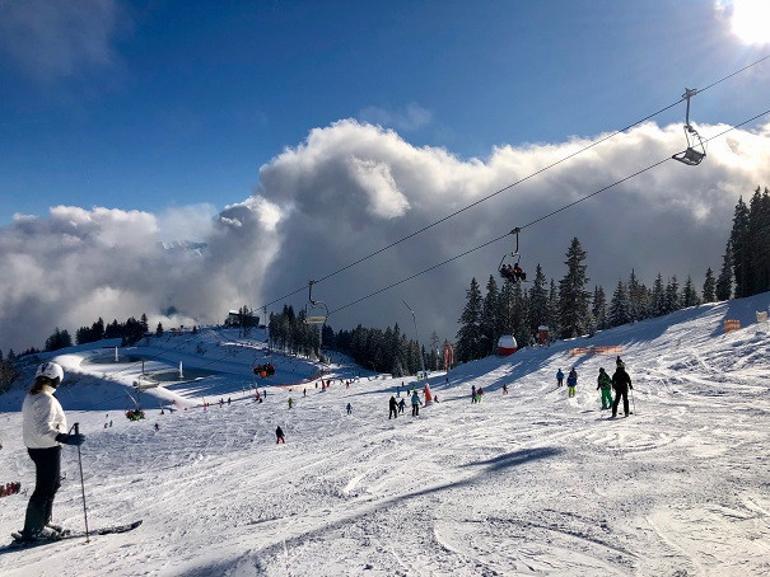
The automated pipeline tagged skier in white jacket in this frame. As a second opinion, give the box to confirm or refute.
[18,362,85,542]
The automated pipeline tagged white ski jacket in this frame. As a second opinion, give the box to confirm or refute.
[22,385,67,449]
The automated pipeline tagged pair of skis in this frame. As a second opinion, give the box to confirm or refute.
[4,520,142,551]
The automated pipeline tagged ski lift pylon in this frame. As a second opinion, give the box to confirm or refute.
[672,88,706,166]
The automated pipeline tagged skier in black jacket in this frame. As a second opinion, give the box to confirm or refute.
[611,366,633,417]
[388,395,398,419]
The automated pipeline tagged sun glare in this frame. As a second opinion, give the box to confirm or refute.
[730,0,770,45]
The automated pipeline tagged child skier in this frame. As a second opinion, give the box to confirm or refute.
[567,368,578,398]
[411,390,422,416]
[596,368,613,410]
[275,426,285,444]
[556,368,564,387]
[398,398,406,414]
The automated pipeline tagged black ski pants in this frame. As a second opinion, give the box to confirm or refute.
[23,446,61,536]
[612,388,629,416]
[389,407,397,419]
[412,405,419,416]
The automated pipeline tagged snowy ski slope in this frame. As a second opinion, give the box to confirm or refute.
[0,294,769,576]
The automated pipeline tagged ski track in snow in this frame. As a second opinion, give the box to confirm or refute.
[1,297,770,576]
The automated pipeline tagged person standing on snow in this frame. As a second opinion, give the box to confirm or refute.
[611,364,633,418]
[596,368,613,410]
[18,362,85,543]
[471,384,477,403]
[346,403,352,415]
[275,426,285,444]
[288,398,294,409]
[556,368,564,388]
[398,398,406,414]
[389,395,398,419]
[411,390,422,416]
[567,368,578,398]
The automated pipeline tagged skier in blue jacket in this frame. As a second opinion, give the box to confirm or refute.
[567,368,578,398]
[556,369,564,387]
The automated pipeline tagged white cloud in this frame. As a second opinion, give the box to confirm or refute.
[2,118,770,351]
[0,0,122,80]
[358,103,433,132]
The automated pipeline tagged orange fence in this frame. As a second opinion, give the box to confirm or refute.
[569,345,624,357]
[723,319,741,333]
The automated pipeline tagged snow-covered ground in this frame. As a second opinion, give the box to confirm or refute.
[1,295,769,576]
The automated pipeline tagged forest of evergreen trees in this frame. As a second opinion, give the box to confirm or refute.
[454,186,770,364]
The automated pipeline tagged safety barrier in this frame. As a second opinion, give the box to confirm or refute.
[724,319,741,333]
[569,345,624,357]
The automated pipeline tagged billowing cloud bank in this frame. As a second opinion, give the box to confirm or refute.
[2,119,770,351]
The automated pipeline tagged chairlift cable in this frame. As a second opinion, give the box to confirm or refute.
[328,106,770,316]
[258,54,770,311]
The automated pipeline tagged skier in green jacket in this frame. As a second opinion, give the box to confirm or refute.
[596,368,613,410]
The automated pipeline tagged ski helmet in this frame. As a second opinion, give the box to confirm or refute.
[35,361,64,385]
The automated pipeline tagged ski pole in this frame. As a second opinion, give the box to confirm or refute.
[72,423,90,542]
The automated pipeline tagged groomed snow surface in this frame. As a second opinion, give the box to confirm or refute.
[1,295,769,577]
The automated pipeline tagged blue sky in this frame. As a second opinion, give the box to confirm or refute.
[1,0,768,224]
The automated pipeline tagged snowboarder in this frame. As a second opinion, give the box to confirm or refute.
[596,368,613,410]
[346,403,352,415]
[389,395,398,419]
[556,368,564,388]
[398,398,406,414]
[471,384,477,403]
[276,426,285,444]
[567,368,578,398]
[411,391,422,417]
[17,362,85,543]
[611,365,633,418]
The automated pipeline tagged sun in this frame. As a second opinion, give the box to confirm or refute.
[729,0,770,45]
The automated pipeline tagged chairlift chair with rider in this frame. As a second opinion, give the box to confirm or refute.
[672,88,706,166]
[498,227,527,283]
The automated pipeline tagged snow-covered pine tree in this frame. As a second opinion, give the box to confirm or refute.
[702,267,716,302]
[651,273,666,316]
[456,277,483,362]
[479,275,499,355]
[497,278,515,338]
[528,264,549,334]
[511,281,530,346]
[592,285,608,330]
[730,197,751,298]
[682,276,700,307]
[546,278,559,334]
[558,238,591,338]
[664,276,681,314]
[609,280,631,327]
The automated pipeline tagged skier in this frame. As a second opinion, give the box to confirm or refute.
[411,390,422,417]
[502,383,509,395]
[611,364,633,418]
[303,388,307,397]
[556,368,564,388]
[471,384,477,403]
[596,368,613,410]
[17,362,85,543]
[567,368,578,398]
[288,398,294,409]
[275,426,285,444]
[154,423,160,432]
[512,263,527,282]
[346,403,352,415]
[398,398,406,414]
[227,397,231,405]
[616,356,625,369]
[477,386,484,401]
[389,395,398,419]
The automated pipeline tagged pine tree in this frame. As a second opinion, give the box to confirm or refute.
[497,278,515,337]
[664,276,681,313]
[511,282,530,346]
[609,281,631,327]
[651,273,666,316]
[558,238,591,338]
[730,197,751,298]
[546,279,559,334]
[716,241,733,301]
[682,275,700,307]
[528,264,549,333]
[479,275,500,355]
[156,322,164,336]
[702,267,716,302]
[592,285,608,330]
[456,277,483,362]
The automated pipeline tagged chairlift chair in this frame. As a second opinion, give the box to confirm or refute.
[498,227,526,282]
[672,88,706,166]
[304,280,329,326]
